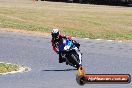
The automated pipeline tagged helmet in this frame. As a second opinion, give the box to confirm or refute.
[51,28,60,38]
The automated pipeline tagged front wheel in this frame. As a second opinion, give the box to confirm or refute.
[70,53,81,69]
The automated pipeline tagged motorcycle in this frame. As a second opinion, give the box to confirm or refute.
[59,38,82,69]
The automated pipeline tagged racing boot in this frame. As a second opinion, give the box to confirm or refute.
[66,62,69,65]
[59,54,65,63]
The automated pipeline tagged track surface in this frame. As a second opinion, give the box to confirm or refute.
[0,32,132,88]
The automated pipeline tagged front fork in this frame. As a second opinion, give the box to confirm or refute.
[75,49,82,65]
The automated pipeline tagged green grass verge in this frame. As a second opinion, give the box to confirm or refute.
[0,63,19,73]
[0,16,51,33]
[0,1,132,40]
[1,16,132,40]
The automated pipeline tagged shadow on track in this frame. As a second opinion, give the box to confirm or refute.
[42,68,77,72]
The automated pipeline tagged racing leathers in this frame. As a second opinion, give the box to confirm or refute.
[51,34,80,63]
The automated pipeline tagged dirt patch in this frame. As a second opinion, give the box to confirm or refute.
[113,39,132,43]
[0,28,132,43]
[0,28,50,37]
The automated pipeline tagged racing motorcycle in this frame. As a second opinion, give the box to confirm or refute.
[59,38,82,69]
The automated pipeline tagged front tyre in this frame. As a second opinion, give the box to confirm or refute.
[70,53,81,69]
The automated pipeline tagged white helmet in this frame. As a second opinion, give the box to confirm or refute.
[51,28,60,38]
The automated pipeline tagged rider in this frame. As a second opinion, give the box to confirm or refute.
[51,28,80,63]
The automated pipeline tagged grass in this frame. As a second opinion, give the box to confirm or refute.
[0,63,19,73]
[0,0,132,39]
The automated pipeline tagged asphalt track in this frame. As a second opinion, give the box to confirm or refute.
[0,32,132,88]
